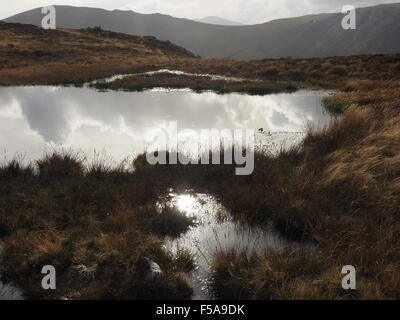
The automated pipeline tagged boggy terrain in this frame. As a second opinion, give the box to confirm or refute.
[0,22,400,299]
[90,72,300,95]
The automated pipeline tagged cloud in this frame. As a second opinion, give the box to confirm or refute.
[1,0,398,24]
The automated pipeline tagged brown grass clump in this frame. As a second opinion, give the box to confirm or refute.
[36,151,85,179]
[210,249,346,300]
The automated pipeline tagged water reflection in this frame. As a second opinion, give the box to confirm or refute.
[0,86,332,161]
[165,194,288,300]
[89,69,250,85]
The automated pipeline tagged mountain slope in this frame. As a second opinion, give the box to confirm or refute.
[4,4,400,59]
[195,16,244,26]
[0,21,194,86]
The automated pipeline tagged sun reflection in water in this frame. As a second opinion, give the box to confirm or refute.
[174,195,197,215]
[165,193,293,300]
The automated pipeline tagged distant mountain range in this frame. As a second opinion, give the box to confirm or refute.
[195,16,244,26]
[4,4,400,60]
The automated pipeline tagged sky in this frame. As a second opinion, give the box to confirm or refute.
[1,0,398,24]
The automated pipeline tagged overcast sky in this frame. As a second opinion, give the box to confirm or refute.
[1,0,398,24]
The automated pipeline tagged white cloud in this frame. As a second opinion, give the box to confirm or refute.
[0,0,398,24]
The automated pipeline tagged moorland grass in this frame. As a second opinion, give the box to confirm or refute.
[129,81,400,299]
[0,152,196,299]
[1,82,399,299]
[90,73,300,95]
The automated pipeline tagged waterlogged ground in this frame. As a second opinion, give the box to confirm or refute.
[164,193,290,300]
[0,73,332,300]
[89,69,252,85]
[0,84,332,163]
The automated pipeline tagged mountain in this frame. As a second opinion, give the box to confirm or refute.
[4,4,400,60]
[195,16,244,26]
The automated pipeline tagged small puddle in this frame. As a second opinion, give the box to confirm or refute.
[164,193,289,300]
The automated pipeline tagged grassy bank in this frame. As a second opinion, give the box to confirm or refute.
[171,54,400,89]
[90,72,300,95]
[0,152,196,300]
[0,22,194,87]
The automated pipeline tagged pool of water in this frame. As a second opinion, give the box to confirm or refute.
[164,193,290,300]
[0,85,332,163]
[0,81,331,299]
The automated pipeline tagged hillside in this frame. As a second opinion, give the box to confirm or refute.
[0,22,194,86]
[4,4,400,59]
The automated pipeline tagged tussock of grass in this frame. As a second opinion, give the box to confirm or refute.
[37,151,85,179]
[323,95,353,114]
[210,249,351,300]
[0,159,34,179]
[173,248,196,273]
[137,206,195,238]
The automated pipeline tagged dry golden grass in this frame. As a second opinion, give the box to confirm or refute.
[0,22,193,86]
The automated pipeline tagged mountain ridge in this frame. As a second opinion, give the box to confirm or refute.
[195,16,244,26]
[4,3,400,59]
